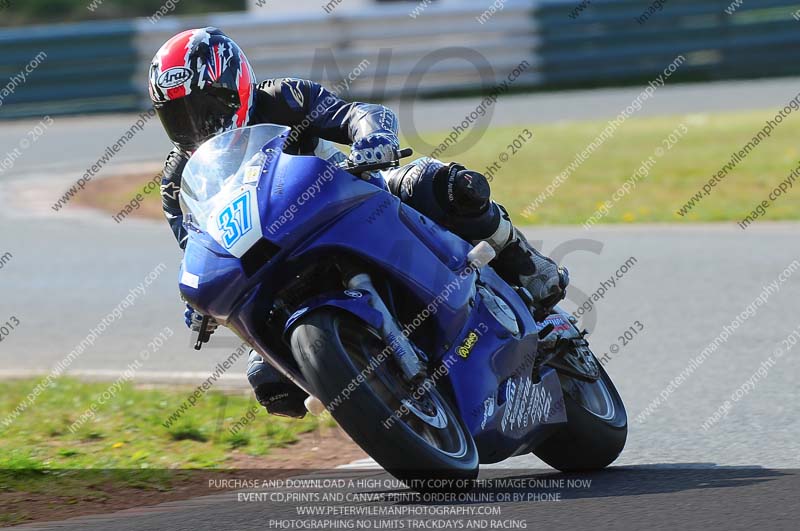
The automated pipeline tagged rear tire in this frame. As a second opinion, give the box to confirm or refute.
[290,310,478,483]
[533,362,627,471]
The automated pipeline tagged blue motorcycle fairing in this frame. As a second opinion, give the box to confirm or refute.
[179,230,250,322]
[287,193,477,344]
[284,192,568,462]
[179,124,567,467]
[260,153,383,250]
[434,269,567,463]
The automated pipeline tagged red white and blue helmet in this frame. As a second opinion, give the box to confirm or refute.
[149,27,256,152]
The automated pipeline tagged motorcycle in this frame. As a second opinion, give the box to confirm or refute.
[178,124,627,482]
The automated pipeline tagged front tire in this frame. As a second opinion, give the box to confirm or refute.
[533,361,627,471]
[290,310,478,483]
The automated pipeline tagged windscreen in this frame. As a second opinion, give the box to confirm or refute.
[180,124,288,234]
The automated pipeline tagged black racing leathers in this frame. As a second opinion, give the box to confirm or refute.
[160,78,399,248]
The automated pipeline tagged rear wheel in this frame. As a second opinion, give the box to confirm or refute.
[290,310,478,483]
[533,359,627,471]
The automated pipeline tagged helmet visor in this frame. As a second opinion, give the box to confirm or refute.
[155,88,240,152]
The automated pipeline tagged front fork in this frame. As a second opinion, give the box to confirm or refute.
[346,273,426,383]
[344,242,498,384]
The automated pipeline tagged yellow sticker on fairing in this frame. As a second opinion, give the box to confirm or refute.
[457,331,480,358]
[244,165,261,184]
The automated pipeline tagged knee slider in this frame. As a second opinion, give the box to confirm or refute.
[434,163,492,217]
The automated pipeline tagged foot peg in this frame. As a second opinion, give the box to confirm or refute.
[538,323,555,339]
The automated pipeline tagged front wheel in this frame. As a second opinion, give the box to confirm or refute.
[290,310,478,483]
[533,360,627,471]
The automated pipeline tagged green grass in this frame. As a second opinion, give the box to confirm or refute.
[0,378,324,473]
[92,109,800,226]
[406,109,800,225]
[0,378,334,525]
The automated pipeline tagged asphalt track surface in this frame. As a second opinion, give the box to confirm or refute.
[9,468,800,530]
[3,79,800,528]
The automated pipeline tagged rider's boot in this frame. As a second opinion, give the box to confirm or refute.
[246,351,308,418]
[479,205,569,319]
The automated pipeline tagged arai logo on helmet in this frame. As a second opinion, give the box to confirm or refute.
[157,67,192,89]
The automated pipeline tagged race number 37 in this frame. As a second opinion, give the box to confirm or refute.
[217,192,253,249]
